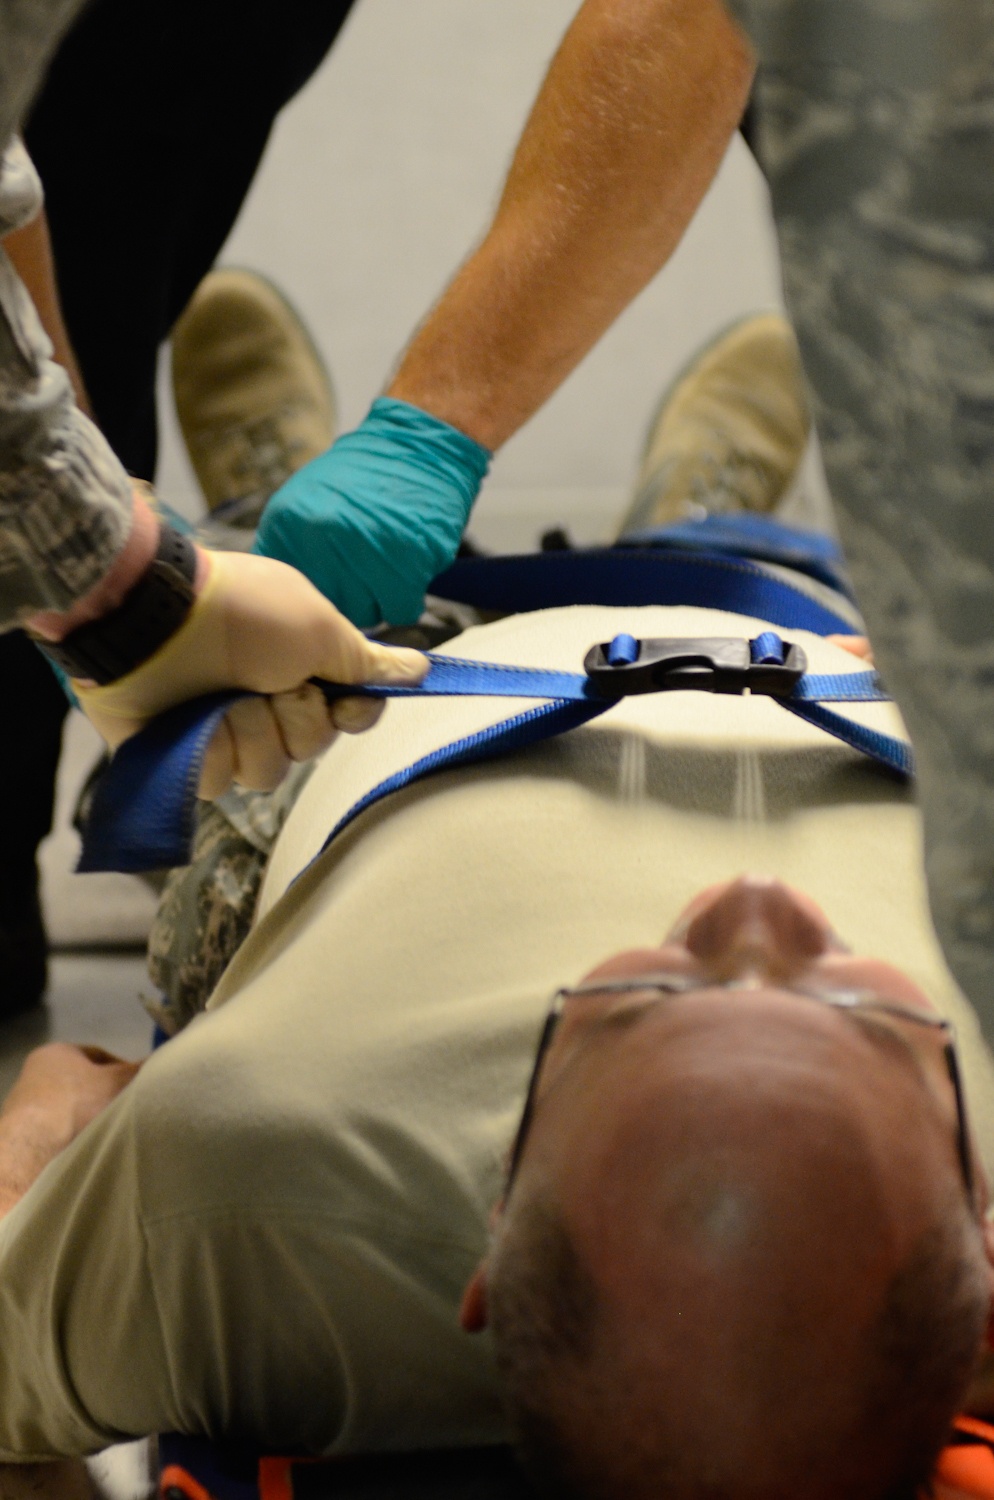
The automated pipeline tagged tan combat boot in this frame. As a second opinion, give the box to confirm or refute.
[171,268,336,548]
[616,312,811,538]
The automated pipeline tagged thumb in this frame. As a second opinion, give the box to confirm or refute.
[313,610,429,689]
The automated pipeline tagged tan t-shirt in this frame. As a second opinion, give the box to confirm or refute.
[1,605,991,1461]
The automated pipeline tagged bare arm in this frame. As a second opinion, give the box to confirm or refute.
[0,1054,139,1485]
[0,1046,141,1219]
[389,0,755,450]
[0,1050,139,1491]
[5,207,90,414]
[0,1462,94,1500]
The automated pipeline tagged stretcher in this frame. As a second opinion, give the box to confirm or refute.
[158,1437,534,1500]
[158,1415,994,1500]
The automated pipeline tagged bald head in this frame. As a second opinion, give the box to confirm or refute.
[489,991,990,1499]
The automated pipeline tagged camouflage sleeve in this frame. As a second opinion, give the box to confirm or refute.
[0,138,134,624]
[0,0,136,625]
[726,0,994,1042]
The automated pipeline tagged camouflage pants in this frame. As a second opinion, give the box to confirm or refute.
[728,0,994,1039]
[146,765,315,1035]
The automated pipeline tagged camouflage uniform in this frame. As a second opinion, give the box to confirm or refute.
[727,0,994,1035]
[146,765,315,1035]
[0,0,134,625]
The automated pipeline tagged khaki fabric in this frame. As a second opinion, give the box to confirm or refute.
[1,605,992,1461]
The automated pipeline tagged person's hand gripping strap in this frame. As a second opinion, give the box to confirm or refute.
[254,397,492,628]
[73,550,427,798]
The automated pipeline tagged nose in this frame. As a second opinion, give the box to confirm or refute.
[680,876,836,983]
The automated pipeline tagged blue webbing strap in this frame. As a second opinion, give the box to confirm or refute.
[431,547,855,635]
[779,699,913,777]
[308,645,909,876]
[78,660,608,874]
[79,545,860,873]
[78,642,905,876]
[320,655,601,702]
[749,632,914,779]
[620,515,853,599]
[314,697,610,867]
[78,689,245,874]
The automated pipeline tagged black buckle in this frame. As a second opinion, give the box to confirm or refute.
[583,635,807,698]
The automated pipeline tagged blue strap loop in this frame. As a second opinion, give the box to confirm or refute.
[431,548,856,636]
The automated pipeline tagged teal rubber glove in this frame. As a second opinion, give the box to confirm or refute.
[254,398,491,628]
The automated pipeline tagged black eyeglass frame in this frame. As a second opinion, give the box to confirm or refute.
[505,975,975,1207]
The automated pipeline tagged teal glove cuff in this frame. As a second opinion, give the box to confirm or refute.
[254,397,491,628]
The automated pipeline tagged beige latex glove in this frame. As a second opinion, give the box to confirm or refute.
[74,550,427,798]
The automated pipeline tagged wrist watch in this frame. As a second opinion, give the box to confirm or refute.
[36,523,198,685]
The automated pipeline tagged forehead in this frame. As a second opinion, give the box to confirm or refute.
[562,984,940,1118]
[543,990,961,1272]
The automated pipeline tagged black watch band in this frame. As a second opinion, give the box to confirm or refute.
[37,524,199,686]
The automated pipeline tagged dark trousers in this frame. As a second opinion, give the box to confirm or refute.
[3,0,355,922]
[25,0,357,479]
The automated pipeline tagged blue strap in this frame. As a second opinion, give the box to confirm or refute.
[747,633,912,776]
[78,691,245,874]
[780,698,914,776]
[432,547,855,635]
[621,515,853,598]
[330,650,888,705]
[317,698,610,864]
[78,640,906,875]
[321,654,598,703]
[302,646,908,882]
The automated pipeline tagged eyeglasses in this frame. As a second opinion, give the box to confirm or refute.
[505,974,975,1207]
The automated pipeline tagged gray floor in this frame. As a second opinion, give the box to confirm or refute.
[6,5,785,1101]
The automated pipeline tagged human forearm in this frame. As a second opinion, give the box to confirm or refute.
[0,1462,94,1500]
[0,141,135,626]
[256,0,753,622]
[389,0,754,450]
[0,1046,142,1218]
[5,207,90,413]
[0,1107,72,1218]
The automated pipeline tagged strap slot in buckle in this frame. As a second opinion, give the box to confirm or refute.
[583,635,807,699]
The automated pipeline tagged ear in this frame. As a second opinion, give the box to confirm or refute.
[460,1261,490,1333]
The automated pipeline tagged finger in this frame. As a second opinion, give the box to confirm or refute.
[79,1048,144,1086]
[827,634,874,663]
[199,718,237,800]
[79,1046,127,1065]
[316,617,427,689]
[225,696,291,792]
[358,641,429,687]
[330,695,386,735]
[269,683,338,762]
